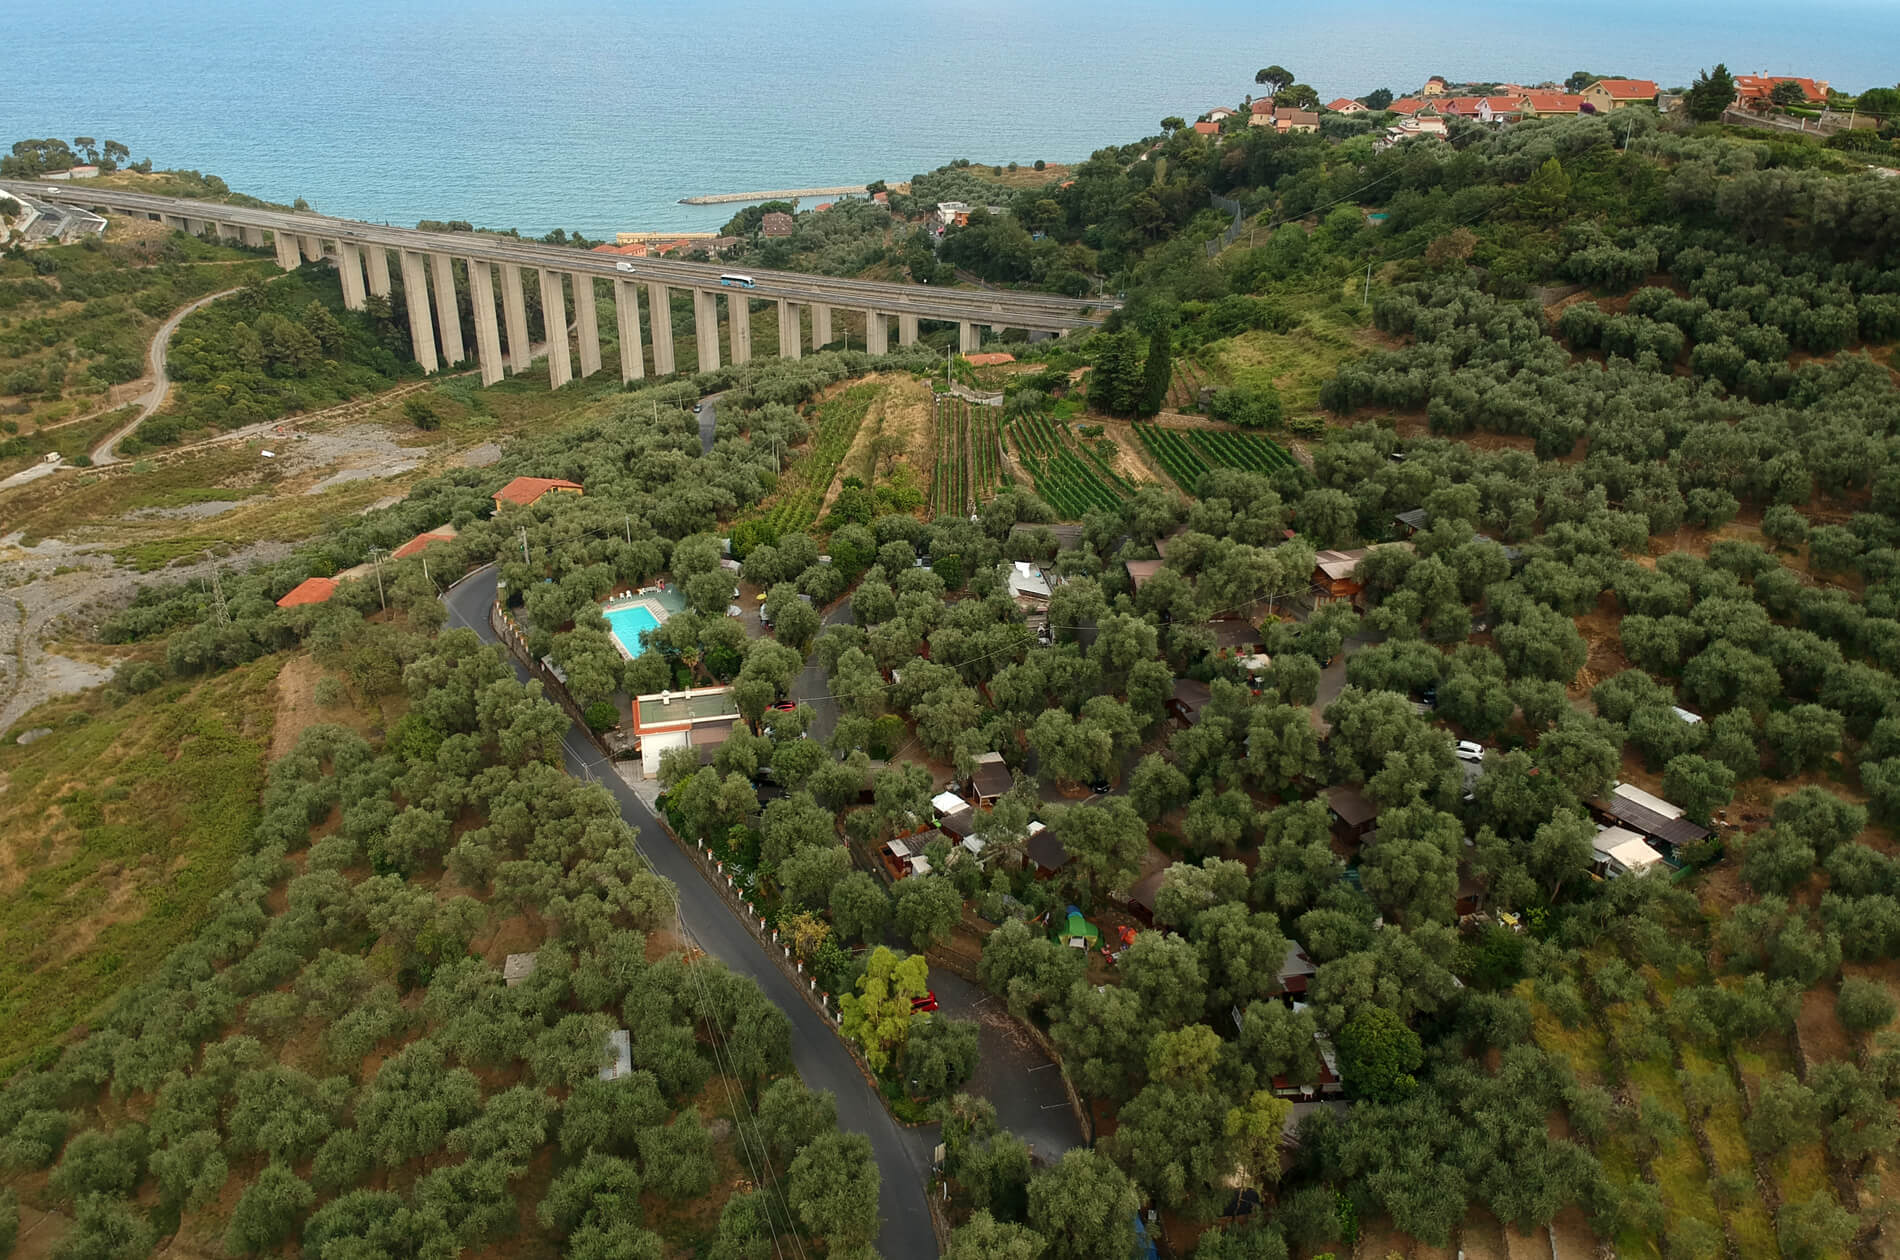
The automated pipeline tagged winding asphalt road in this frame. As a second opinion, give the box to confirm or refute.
[443,566,936,1259]
[92,285,245,465]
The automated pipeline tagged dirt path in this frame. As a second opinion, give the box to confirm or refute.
[91,285,246,465]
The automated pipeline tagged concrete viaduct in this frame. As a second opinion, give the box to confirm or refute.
[8,183,1118,390]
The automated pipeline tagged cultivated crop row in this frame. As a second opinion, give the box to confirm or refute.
[1186,428,1299,475]
[761,382,878,533]
[1133,422,1212,493]
[1006,404,1127,519]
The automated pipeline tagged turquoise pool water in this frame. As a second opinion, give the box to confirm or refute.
[605,603,661,657]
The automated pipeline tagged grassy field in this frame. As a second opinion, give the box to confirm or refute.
[1206,307,1374,413]
[0,657,282,1075]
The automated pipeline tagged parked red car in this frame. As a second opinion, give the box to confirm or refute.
[911,991,939,1013]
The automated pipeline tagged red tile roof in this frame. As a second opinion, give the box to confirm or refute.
[1249,98,1275,115]
[392,530,455,560]
[1734,75,1826,103]
[1437,96,1487,115]
[592,242,646,256]
[1589,78,1658,100]
[277,577,337,608]
[1192,121,1220,135]
[1325,98,1365,112]
[492,476,583,507]
[1520,91,1588,114]
[760,211,794,237]
[1386,97,1428,115]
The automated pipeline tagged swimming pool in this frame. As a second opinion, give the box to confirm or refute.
[604,602,661,658]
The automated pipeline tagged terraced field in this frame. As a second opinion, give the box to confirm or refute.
[1005,406,1132,519]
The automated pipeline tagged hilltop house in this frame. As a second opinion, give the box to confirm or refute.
[1204,106,1238,122]
[1734,75,1829,106]
[1325,98,1367,114]
[1385,97,1430,116]
[1192,121,1221,137]
[760,211,794,238]
[1581,78,1658,111]
[1248,98,1277,126]
[1275,110,1320,135]
[492,476,583,509]
[1422,76,1449,97]
[1476,97,1526,125]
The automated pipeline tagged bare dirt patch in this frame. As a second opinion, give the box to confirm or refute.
[1091,420,1167,488]
[1569,594,1631,698]
[1795,984,1853,1070]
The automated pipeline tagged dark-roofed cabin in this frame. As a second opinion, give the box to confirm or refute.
[1325,785,1379,839]
[1026,823,1070,878]
[1125,870,1165,926]
[1167,679,1213,726]
[970,752,1012,803]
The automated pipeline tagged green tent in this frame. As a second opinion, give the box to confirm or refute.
[1056,905,1101,950]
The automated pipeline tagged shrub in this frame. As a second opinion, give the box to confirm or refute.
[402,396,440,430]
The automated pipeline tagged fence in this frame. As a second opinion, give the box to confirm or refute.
[1205,192,1245,258]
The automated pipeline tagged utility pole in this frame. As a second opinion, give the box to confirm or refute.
[1363,262,1373,305]
[625,514,632,544]
[368,547,386,611]
[520,526,530,564]
[422,556,432,590]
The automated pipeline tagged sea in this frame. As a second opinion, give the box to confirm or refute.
[6,0,1898,237]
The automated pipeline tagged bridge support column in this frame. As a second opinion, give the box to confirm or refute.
[467,260,505,387]
[539,269,572,389]
[398,250,439,374]
[160,213,185,231]
[865,311,889,356]
[216,222,239,242]
[777,300,800,359]
[959,321,980,354]
[273,231,301,271]
[430,254,465,367]
[501,264,532,374]
[647,283,676,375]
[898,313,918,347]
[693,289,721,373]
[300,234,324,261]
[728,293,752,365]
[614,280,645,383]
[811,303,832,351]
[240,224,265,248]
[572,274,602,379]
[337,242,368,311]
[365,245,392,298]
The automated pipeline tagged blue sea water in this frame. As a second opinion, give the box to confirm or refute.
[604,602,661,657]
[6,0,1897,236]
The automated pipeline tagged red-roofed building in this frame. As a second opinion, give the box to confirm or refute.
[277,577,338,608]
[1734,75,1829,105]
[814,202,834,212]
[1581,78,1658,111]
[1325,98,1367,114]
[392,524,458,560]
[492,476,583,509]
[1436,96,1488,118]
[1422,75,1448,97]
[1477,97,1526,125]
[1205,106,1238,122]
[1192,120,1220,136]
[872,191,888,203]
[1248,98,1276,126]
[592,242,648,258]
[1518,91,1589,117]
[760,211,794,238]
[1386,97,1430,116]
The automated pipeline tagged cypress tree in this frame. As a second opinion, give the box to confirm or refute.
[1137,324,1172,418]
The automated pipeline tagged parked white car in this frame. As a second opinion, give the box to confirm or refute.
[1455,740,1485,763]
